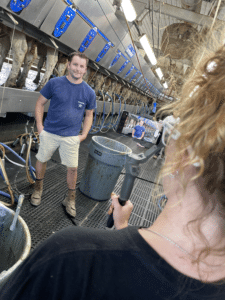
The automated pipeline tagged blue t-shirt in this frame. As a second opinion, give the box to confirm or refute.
[40,76,96,136]
[133,125,145,138]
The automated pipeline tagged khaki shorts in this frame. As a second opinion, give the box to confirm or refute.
[36,130,80,168]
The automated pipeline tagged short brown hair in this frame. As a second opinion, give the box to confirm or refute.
[68,52,89,66]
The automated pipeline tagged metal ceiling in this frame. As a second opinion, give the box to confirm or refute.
[109,0,225,96]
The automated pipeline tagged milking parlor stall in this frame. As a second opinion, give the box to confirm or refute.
[0,0,172,121]
[1,0,221,288]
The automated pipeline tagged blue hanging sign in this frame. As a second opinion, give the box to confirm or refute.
[109,50,122,68]
[78,27,98,52]
[125,65,135,78]
[10,0,32,13]
[53,7,76,38]
[125,44,135,58]
[61,4,114,48]
[95,42,112,62]
[77,9,114,46]
[64,0,73,5]
[117,60,130,74]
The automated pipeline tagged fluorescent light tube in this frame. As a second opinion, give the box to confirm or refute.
[121,0,137,22]
[139,34,157,66]
[155,67,163,79]
[163,82,168,89]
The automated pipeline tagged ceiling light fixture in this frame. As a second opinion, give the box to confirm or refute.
[155,67,163,80]
[139,34,157,66]
[121,0,137,22]
[163,82,168,89]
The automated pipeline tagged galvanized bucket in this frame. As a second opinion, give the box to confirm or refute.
[79,136,132,201]
[0,204,31,289]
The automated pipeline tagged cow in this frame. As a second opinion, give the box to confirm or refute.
[0,23,58,90]
[0,23,28,88]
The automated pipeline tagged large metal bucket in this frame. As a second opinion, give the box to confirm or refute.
[0,204,31,289]
[79,136,132,201]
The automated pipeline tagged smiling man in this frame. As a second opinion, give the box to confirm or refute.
[31,52,96,218]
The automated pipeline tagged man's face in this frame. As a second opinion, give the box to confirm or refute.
[67,55,87,81]
[140,121,144,126]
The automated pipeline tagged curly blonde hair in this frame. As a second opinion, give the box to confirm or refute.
[155,37,225,276]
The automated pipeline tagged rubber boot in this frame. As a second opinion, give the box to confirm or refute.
[31,179,43,206]
[62,189,76,217]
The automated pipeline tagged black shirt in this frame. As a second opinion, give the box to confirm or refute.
[1,226,224,299]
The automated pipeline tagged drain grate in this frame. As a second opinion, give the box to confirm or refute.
[0,131,164,251]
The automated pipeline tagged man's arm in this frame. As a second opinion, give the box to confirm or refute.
[79,109,94,142]
[35,94,48,134]
[140,131,145,139]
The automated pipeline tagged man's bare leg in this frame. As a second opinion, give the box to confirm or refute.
[36,160,47,179]
[62,167,77,217]
[67,167,77,189]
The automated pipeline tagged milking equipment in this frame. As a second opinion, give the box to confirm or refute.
[107,137,164,227]
[0,120,37,206]
[106,115,184,227]
[9,0,32,13]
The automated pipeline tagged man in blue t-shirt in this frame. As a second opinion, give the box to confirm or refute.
[31,52,96,218]
[132,120,145,139]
